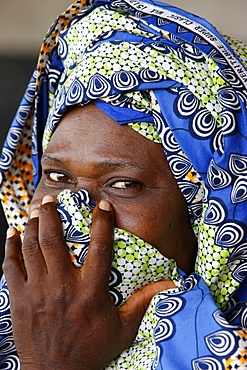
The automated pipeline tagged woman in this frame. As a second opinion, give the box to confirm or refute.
[1,0,247,368]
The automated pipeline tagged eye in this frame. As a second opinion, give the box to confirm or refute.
[108,179,144,197]
[111,180,137,189]
[46,171,73,184]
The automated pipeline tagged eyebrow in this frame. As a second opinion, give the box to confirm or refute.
[41,155,146,172]
[41,156,63,166]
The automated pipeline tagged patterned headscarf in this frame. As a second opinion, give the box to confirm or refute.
[0,0,247,368]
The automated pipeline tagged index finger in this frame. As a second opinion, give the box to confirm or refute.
[38,195,73,275]
[82,200,114,294]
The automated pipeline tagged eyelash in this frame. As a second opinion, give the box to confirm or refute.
[44,171,141,189]
[111,180,139,189]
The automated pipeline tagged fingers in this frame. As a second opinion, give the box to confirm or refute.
[3,227,26,288]
[119,280,176,344]
[6,195,115,292]
[21,209,47,279]
[82,200,114,293]
[37,195,72,274]
[122,280,176,319]
[22,195,71,277]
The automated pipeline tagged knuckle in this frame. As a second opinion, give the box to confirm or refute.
[90,238,103,252]
[2,257,15,275]
[24,217,38,233]
[31,291,49,312]
[54,283,73,305]
[10,297,26,316]
[12,291,46,315]
[39,232,60,249]
[83,284,108,310]
[23,236,39,253]
[90,238,113,264]
[39,202,56,216]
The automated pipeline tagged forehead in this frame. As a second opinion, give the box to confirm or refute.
[45,103,171,176]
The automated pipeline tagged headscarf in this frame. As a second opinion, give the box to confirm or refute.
[0,0,247,368]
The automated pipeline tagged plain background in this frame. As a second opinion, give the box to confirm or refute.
[0,0,246,56]
[0,0,246,270]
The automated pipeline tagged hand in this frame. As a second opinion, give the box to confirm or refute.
[3,195,175,370]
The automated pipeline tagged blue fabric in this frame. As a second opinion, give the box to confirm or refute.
[0,0,247,368]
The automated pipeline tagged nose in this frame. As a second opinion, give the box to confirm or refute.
[75,182,102,204]
[29,179,102,216]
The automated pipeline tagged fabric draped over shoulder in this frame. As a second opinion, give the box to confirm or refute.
[0,0,247,368]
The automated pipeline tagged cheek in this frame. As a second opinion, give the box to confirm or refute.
[112,188,189,252]
[114,205,147,235]
[112,198,166,248]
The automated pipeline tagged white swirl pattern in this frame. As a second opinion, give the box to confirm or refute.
[192,357,223,370]
[213,310,237,329]
[204,199,226,225]
[208,48,228,65]
[229,154,247,176]
[168,155,192,180]
[205,331,236,356]
[155,296,184,317]
[207,160,232,190]
[0,355,20,369]
[219,68,243,89]
[6,128,23,150]
[241,308,247,327]
[139,68,163,82]
[191,109,217,138]
[176,89,200,116]
[231,177,247,204]
[154,319,174,342]
[0,337,16,356]
[112,70,139,91]
[0,149,14,171]
[217,87,240,110]
[212,130,224,154]
[229,242,247,261]
[232,262,247,283]
[15,106,31,126]
[215,222,245,248]
[24,82,36,103]
[87,73,111,98]
[177,181,200,203]
[0,290,10,313]
[66,78,85,105]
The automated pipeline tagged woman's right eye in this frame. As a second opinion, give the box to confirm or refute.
[45,171,73,184]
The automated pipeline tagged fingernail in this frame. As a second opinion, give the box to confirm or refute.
[42,195,55,205]
[6,227,16,239]
[99,199,111,211]
[30,208,39,219]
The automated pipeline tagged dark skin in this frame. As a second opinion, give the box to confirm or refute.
[3,103,197,369]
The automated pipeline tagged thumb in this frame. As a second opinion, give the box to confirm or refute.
[118,280,175,344]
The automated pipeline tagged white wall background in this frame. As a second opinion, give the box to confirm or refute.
[0,0,246,55]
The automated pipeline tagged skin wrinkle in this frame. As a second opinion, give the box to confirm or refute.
[41,155,148,176]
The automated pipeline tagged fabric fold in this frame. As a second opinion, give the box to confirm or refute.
[0,0,247,368]
[56,188,179,307]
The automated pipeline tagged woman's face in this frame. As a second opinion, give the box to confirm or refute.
[31,103,197,273]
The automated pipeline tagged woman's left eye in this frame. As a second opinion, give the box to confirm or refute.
[47,172,73,183]
[111,180,140,189]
